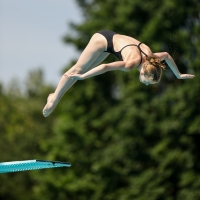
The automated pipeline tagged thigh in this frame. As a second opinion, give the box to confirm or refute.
[67,33,107,74]
[83,52,110,73]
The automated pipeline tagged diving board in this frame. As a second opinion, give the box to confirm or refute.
[0,159,71,173]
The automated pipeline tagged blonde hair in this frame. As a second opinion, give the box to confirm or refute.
[142,54,166,83]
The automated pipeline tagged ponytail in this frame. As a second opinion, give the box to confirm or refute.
[146,54,166,70]
[142,54,167,82]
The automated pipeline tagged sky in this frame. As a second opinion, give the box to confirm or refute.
[0,0,82,87]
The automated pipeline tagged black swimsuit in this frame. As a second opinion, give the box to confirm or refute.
[98,30,148,66]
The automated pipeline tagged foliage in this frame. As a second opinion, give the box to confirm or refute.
[0,0,199,200]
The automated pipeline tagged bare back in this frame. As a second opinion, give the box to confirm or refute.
[113,34,152,62]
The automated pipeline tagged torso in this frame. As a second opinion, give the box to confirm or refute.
[113,34,153,67]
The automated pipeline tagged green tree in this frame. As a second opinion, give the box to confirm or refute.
[33,0,200,200]
[0,0,199,200]
[0,69,57,200]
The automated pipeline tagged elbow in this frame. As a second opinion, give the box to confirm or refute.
[123,61,135,71]
[101,64,110,72]
[124,65,134,72]
[164,52,170,60]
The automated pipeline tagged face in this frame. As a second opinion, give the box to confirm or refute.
[139,73,156,86]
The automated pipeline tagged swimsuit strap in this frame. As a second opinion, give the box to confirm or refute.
[119,43,148,56]
[118,44,137,53]
[137,42,148,57]
[114,44,138,61]
[118,43,148,67]
[136,42,148,67]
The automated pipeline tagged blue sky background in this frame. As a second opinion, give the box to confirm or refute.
[0,0,82,87]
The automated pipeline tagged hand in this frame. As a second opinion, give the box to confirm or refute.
[68,74,84,80]
[178,74,195,79]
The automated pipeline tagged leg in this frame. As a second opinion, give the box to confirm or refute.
[66,34,108,75]
[43,34,108,117]
[45,52,109,108]
[82,52,109,73]
[56,52,109,97]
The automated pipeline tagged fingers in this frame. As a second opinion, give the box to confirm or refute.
[68,74,82,80]
[187,75,195,79]
[180,74,195,79]
[67,74,76,78]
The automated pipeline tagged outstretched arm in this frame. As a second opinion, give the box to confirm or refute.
[154,52,195,79]
[69,60,135,80]
[42,60,135,117]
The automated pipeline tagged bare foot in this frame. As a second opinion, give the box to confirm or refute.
[43,93,57,117]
